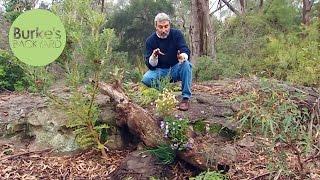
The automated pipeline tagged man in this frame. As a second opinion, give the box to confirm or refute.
[141,12,192,111]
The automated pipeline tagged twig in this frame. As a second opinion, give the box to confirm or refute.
[251,171,275,180]
[0,148,52,161]
[304,152,320,163]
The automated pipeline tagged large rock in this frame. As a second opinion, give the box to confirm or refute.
[0,91,120,152]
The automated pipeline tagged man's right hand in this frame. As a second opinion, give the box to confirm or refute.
[152,48,165,58]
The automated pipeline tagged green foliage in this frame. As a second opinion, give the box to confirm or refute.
[0,50,50,92]
[152,74,179,92]
[231,78,318,170]
[50,0,115,156]
[0,50,29,91]
[140,87,160,106]
[146,144,176,164]
[190,170,228,180]
[2,0,22,22]
[155,88,178,117]
[193,120,206,133]
[124,83,159,107]
[214,1,319,87]
[106,0,174,57]
[162,116,189,150]
[194,56,221,81]
[263,0,299,31]
[61,88,109,149]
[233,79,309,138]
[52,0,119,84]
[258,22,320,86]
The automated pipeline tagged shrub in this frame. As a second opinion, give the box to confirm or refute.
[0,50,33,92]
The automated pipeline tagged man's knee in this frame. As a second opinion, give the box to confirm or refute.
[181,61,192,70]
[141,74,153,87]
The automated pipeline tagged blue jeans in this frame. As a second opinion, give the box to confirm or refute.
[141,61,192,99]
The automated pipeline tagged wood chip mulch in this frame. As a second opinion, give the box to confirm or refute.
[0,142,130,179]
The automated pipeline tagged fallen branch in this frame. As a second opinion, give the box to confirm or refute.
[0,148,52,161]
[96,81,237,170]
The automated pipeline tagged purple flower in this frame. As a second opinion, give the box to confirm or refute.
[160,121,165,129]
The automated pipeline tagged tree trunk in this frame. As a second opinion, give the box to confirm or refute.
[259,0,264,13]
[190,0,201,63]
[96,81,236,170]
[239,0,245,14]
[302,0,313,26]
[190,0,216,63]
[101,0,105,13]
[199,0,216,60]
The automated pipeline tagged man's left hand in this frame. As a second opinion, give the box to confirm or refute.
[177,50,187,63]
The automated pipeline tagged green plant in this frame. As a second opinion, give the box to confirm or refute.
[190,170,228,180]
[151,74,178,92]
[146,144,176,164]
[232,79,317,176]
[0,50,43,92]
[161,116,189,150]
[49,0,116,156]
[259,22,320,86]
[194,56,222,81]
[155,88,178,117]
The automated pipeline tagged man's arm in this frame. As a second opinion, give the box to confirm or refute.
[176,30,191,61]
[144,38,158,70]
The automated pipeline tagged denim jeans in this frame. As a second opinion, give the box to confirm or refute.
[141,61,192,99]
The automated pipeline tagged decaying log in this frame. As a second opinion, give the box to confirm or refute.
[96,81,237,170]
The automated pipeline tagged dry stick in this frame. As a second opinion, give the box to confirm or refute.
[251,171,276,180]
[0,148,52,161]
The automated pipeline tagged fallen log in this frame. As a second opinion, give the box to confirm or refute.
[96,81,237,170]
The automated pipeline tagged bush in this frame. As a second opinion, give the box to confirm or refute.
[0,50,33,92]
[258,22,320,86]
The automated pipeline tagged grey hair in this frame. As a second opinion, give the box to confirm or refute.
[154,13,170,26]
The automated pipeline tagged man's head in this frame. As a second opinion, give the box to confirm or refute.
[154,13,170,39]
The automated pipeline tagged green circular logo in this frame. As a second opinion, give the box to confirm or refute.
[9,9,66,66]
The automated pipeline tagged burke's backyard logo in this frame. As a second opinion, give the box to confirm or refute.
[9,9,66,66]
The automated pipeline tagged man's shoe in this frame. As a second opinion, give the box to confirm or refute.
[178,98,190,111]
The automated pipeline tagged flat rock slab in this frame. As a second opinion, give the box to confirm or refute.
[109,150,170,179]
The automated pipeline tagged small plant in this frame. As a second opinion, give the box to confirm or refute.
[140,87,160,106]
[155,88,178,117]
[161,116,190,151]
[146,144,176,164]
[49,0,116,157]
[190,170,228,180]
[124,83,160,106]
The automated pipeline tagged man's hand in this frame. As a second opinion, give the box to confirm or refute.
[177,50,186,63]
[152,48,165,58]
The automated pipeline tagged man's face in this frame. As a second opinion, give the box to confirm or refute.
[155,20,170,39]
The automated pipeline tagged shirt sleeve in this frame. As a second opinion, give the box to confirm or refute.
[144,38,157,70]
[176,30,191,61]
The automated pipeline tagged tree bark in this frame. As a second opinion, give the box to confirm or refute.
[101,0,105,13]
[190,0,216,63]
[239,0,245,14]
[190,0,201,63]
[302,0,314,26]
[96,81,236,170]
[259,0,264,13]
